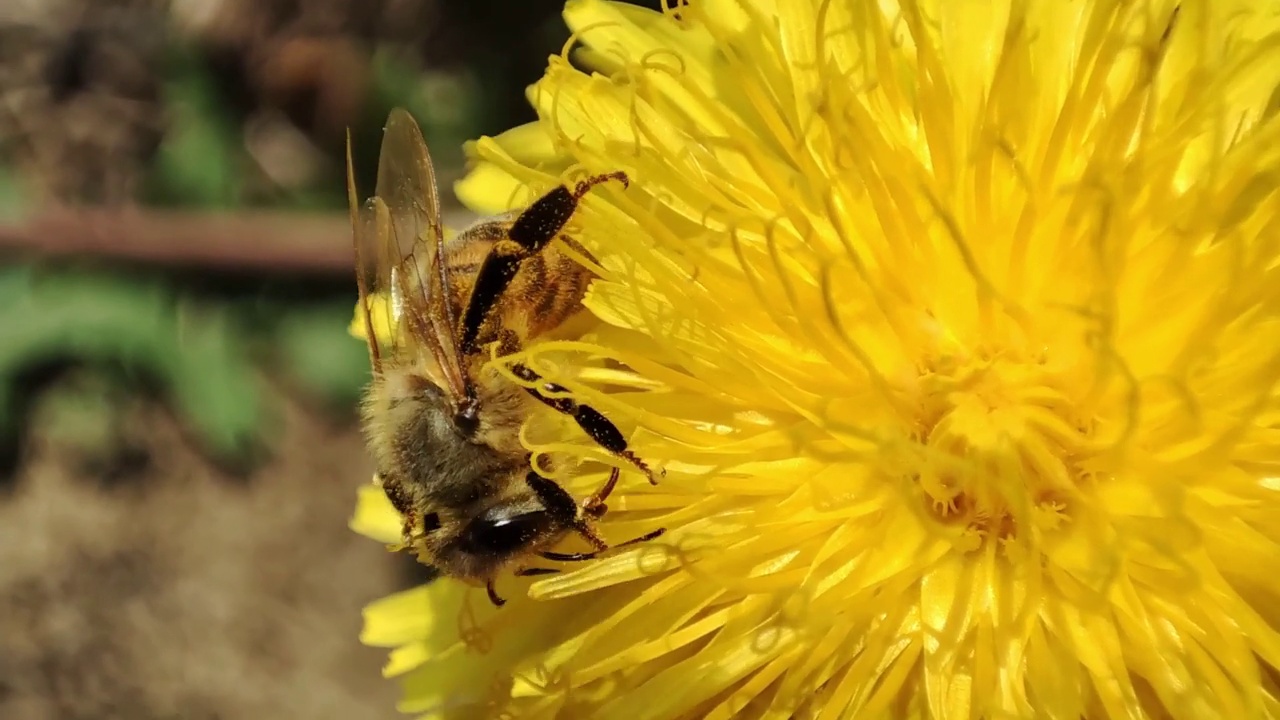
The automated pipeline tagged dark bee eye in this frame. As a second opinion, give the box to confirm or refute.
[460,510,551,555]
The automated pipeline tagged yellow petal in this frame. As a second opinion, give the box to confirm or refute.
[348,482,401,546]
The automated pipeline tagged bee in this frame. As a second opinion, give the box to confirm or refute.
[347,109,664,607]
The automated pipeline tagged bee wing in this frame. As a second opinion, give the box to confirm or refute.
[346,110,469,403]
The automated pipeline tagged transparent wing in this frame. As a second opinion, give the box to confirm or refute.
[347,110,469,403]
[348,132,394,371]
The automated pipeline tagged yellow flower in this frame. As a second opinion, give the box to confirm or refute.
[351,0,1280,717]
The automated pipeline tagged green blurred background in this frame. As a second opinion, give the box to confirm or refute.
[0,1,657,717]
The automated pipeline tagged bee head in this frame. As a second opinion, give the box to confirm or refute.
[458,503,557,558]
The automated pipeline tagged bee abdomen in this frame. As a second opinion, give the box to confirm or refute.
[511,242,593,339]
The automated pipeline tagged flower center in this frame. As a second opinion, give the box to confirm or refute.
[909,345,1094,549]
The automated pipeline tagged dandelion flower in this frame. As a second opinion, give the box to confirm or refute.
[351,0,1280,717]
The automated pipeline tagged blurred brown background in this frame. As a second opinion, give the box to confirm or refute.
[0,0,655,717]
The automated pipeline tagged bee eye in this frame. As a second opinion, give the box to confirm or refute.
[461,510,551,555]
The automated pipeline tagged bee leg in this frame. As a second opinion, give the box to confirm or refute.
[486,580,506,607]
[514,567,560,577]
[523,470,667,562]
[572,171,630,198]
[538,528,668,563]
[524,470,609,552]
[459,171,629,355]
[509,361,661,484]
[582,467,622,519]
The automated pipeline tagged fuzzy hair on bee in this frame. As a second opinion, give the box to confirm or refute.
[347,108,665,606]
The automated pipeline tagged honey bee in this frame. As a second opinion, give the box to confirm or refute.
[347,109,664,606]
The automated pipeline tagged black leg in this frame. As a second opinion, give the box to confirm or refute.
[459,172,628,355]
[523,470,666,561]
[583,467,621,519]
[514,567,560,577]
[486,580,506,607]
[511,362,659,484]
[523,471,585,527]
[524,470,612,551]
[459,240,523,355]
[538,528,667,563]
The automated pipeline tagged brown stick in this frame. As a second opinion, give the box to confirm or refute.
[0,206,474,274]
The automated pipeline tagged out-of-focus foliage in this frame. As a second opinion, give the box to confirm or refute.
[0,265,262,464]
[272,300,373,410]
[0,169,22,221]
[144,46,243,209]
[143,44,484,212]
